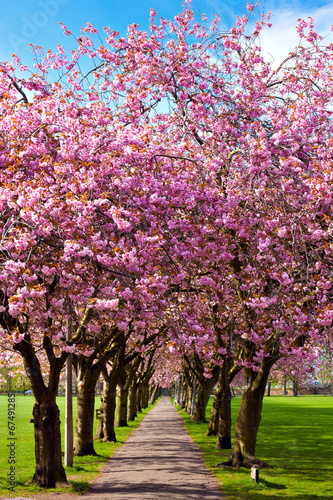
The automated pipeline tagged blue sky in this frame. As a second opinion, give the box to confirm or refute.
[1,0,333,66]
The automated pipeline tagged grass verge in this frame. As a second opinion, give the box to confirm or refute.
[176,395,333,500]
[0,394,157,497]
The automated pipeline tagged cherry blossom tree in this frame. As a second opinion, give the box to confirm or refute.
[1,0,333,483]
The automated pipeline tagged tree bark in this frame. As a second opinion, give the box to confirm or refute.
[219,360,274,468]
[141,382,149,409]
[137,384,142,413]
[192,376,217,422]
[267,381,271,397]
[216,359,232,449]
[73,358,102,456]
[128,377,138,421]
[115,381,129,427]
[14,335,67,487]
[32,401,67,487]
[95,368,119,442]
[149,385,159,404]
[181,380,187,409]
[206,382,221,436]
[185,383,193,414]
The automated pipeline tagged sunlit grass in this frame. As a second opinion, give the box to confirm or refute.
[0,394,157,497]
[176,395,333,500]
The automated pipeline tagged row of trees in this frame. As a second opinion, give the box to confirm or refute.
[1,1,333,487]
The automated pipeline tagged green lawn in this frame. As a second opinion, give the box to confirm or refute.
[0,394,157,497]
[176,395,333,500]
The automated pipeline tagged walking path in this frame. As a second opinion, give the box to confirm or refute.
[5,397,223,500]
[83,396,223,499]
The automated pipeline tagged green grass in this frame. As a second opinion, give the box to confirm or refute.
[176,396,333,500]
[0,394,157,497]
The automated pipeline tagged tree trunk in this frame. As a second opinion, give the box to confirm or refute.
[185,383,193,414]
[293,378,298,397]
[219,360,275,468]
[137,384,142,413]
[216,360,232,449]
[181,380,187,408]
[179,376,185,407]
[73,359,101,456]
[142,382,149,409]
[115,383,128,427]
[14,335,67,488]
[95,373,118,442]
[149,385,159,404]
[128,378,138,421]
[32,400,67,487]
[192,376,216,422]
[206,382,221,436]
[267,381,271,396]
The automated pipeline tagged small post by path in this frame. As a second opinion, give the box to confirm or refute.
[251,466,259,484]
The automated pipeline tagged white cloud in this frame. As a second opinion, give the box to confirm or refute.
[259,3,333,66]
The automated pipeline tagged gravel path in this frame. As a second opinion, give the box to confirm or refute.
[2,397,224,499]
[82,396,223,499]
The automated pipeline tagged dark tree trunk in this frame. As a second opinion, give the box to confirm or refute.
[293,378,298,397]
[216,360,232,449]
[141,382,149,409]
[267,381,271,396]
[206,382,221,436]
[32,401,67,487]
[192,376,217,422]
[219,359,274,469]
[14,335,67,488]
[137,384,142,413]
